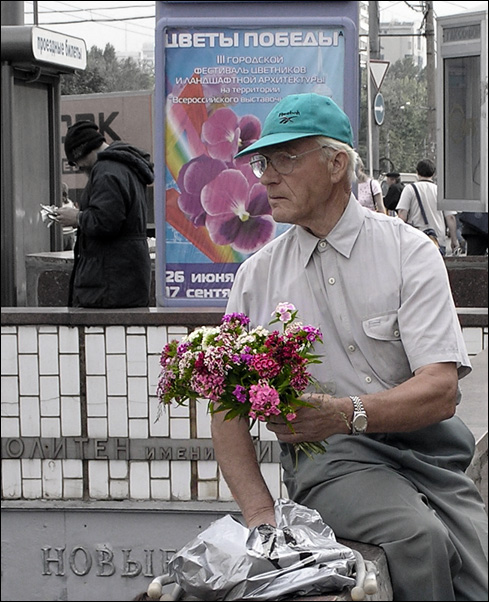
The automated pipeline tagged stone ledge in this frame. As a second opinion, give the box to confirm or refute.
[456,307,488,327]
[444,256,488,308]
[1,501,393,601]
[23,253,488,310]
[1,502,393,602]
[1,306,224,327]
[2,306,487,328]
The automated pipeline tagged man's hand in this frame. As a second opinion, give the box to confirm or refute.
[56,205,80,228]
[265,394,351,443]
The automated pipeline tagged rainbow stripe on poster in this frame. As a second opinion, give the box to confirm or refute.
[164,76,243,263]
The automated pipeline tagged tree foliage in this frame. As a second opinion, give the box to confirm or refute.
[358,57,428,175]
[61,43,154,95]
[380,58,428,173]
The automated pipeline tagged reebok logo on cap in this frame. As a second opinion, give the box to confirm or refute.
[279,110,300,124]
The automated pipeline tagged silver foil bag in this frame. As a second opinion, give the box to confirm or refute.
[168,498,356,600]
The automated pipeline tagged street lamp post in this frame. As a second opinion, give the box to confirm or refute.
[425,1,436,162]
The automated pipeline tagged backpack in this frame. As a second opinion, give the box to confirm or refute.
[410,183,444,255]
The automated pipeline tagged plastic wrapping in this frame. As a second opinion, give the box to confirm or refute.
[168,498,356,601]
[40,204,58,227]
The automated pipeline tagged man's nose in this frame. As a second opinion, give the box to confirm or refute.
[260,162,281,184]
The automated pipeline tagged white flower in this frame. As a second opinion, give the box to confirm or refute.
[201,327,220,349]
[286,321,302,334]
[250,326,270,337]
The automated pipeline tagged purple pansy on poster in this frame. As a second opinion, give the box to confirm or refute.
[176,105,276,254]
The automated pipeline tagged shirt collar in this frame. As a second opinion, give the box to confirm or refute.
[296,195,364,265]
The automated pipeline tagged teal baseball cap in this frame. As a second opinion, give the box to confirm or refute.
[235,93,354,158]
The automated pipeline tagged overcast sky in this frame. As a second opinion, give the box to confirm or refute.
[24,1,156,53]
[22,1,487,54]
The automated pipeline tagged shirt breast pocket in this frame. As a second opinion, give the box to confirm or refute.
[363,312,401,341]
[362,312,410,384]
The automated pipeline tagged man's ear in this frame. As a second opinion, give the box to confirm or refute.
[330,150,349,183]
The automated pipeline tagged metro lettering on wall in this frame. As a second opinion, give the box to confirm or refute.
[61,111,121,140]
[60,91,154,185]
[1,437,280,462]
[41,545,176,578]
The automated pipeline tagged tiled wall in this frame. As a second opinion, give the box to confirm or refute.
[1,323,487,502]
[462,325,488,356]
[1,323,287,502]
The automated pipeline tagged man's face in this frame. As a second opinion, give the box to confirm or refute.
[254,138,336,230]
[73,150,97,174]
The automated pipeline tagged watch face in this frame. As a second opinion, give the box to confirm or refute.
[353,414,368,432]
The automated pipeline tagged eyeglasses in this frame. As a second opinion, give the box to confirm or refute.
[249,145,328,178]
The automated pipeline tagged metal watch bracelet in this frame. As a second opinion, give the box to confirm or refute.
[349,395,368,435]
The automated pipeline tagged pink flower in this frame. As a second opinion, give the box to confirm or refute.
[157,302,326,460]
[301,325,323,342]
[249,383,281,421]
[200,108,263,163]
[250,354,281,378]
[201,107,240,162]
[273,302,297,324]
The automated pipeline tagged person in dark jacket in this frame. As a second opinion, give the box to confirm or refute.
[56,121,154,308]
[383,171,404,213]
[458,212,488,255]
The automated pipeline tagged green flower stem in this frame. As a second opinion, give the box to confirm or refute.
[293,440,329,469]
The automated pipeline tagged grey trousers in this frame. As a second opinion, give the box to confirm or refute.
[281,416,488,601]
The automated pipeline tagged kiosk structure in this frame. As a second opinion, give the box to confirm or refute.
[1,20,86,306]
[436,9,487,213]
[154,1,360,307]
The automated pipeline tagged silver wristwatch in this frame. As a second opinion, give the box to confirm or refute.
[349,396,368,435]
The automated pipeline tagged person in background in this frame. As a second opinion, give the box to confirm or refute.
[61,182,76,251]
[210,93,487,602]
[55,120,154,308]
[458,212,488,256]
[382,171,404,215]
[396,159,459,256]
[355,157,386,213]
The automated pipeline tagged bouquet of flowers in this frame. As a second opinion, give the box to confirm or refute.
[156,302,327,459]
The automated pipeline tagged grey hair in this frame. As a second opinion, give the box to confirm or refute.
[316,136,359,184]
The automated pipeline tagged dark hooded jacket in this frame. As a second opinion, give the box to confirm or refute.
[69,142,154,308]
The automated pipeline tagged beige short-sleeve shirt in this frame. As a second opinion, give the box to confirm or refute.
[226,197,470,397]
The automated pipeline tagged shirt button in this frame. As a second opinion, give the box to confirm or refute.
[348,345,356,352]
[319,241,327,248]
[365,376,372,383]
[394,330,400,337]
[328,277,336,285]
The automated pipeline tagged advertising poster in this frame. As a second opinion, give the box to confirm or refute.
[155,7,359,306]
